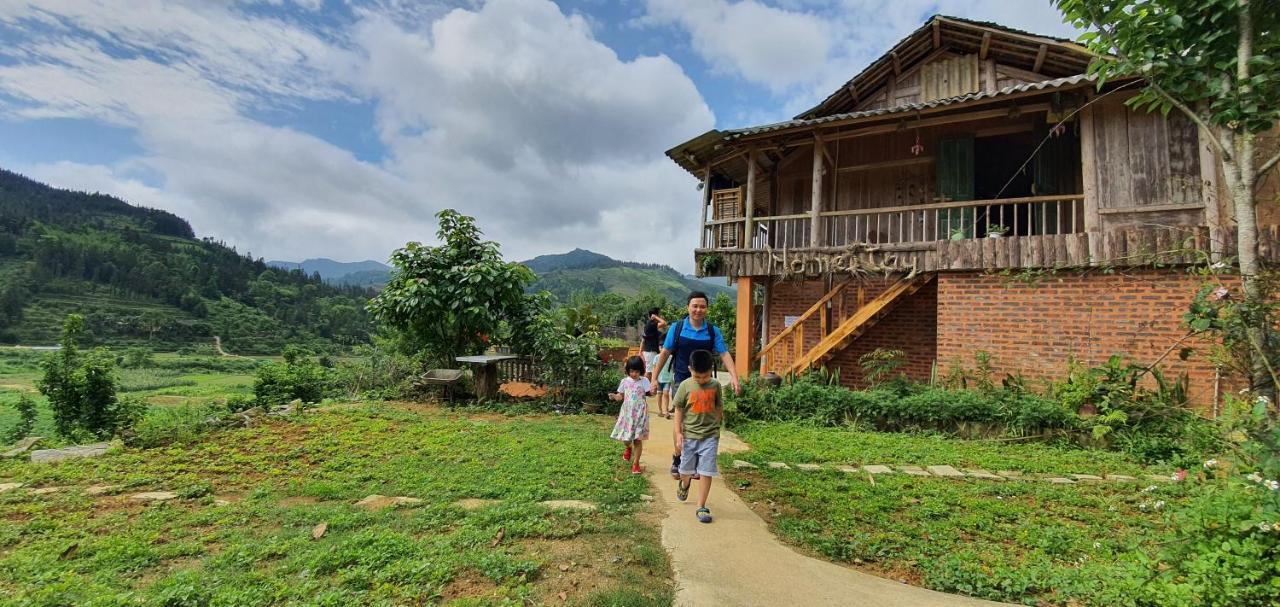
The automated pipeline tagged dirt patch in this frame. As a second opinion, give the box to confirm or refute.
[277,495,319,508]
[500,382,547,399]
[145,395,191,406]
[439,570,502,602]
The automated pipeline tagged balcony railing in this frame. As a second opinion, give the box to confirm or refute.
[700,195,1086,251]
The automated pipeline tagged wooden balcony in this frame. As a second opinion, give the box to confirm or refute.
[692,192,1280,278]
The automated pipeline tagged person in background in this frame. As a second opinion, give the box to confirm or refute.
[640,307,664,377]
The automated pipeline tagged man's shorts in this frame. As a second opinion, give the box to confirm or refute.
[678,436,720,478]
[642,351,658,374]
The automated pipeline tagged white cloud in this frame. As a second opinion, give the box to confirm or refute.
[0,0,717,272]
[644,0,1082,118]
[643,0,831,91]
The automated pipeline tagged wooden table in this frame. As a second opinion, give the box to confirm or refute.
[456,355,516,400]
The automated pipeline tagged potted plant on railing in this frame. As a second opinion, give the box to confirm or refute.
[700,253,722,276]
[949,227,968,241]
[987,224,1009,238]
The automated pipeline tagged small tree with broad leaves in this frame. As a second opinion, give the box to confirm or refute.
[1055,0,1280,396]
[368,210,533,368]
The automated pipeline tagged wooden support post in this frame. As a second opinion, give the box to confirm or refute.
[745,147,757,249]
[735,276,753,378]
[811,136,825,248]
[700,166,712,249]
[979,32,991,60]
[1199,127,1222,261]
[932,19,941,49]
[1079,105,1100,235]
[759,278,771,374]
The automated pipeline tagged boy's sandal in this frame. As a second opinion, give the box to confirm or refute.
[676,480,690,502]
[696,507,712,523]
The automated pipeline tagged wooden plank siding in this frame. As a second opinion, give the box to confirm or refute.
[1088,95,1203,215]
[694,225,1280,278]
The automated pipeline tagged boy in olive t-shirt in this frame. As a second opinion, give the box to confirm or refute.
[672,349,723,524]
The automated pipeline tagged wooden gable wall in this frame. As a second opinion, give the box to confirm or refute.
[855,51,1050,112]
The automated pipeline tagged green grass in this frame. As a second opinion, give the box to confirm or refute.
[0,404,674,606]
[725,422,1190,606]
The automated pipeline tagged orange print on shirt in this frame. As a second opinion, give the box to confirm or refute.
[688,388,717,414]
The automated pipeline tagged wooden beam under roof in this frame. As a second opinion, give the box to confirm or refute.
[932,19,941,48]
[979,31,991,60]
[891,51,902,75]
[1033,44,1048,72]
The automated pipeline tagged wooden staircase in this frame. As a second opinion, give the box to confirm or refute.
[757,273,934,377]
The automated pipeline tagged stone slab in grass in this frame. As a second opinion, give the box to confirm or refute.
[997,470,1024,478]
[964,469,1005,481]
[925,465,965,478]
[1044,477,1076,484]
[454,498,501,510]
[766,462,790,470]
[1105,474,1137,481]
[2,437,43,458]
[29,486,67,495]
[84,485,121,496]
[1070,474,1103,482]
[862,465,894,475]
[131,491,179,502]
[30,442,111,464]
[795,463,822,472]
[0,483,23,493]
[897,466,931,476]
[355,495,423,511]
[732,460,758,469]
[837,466,860,474]
[539,500,597,511]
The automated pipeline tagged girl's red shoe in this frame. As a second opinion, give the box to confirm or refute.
[622,446,632,461]
[631,465,643,475]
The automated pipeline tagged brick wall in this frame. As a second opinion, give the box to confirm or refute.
[766,278,938,389]
[936,269,1231,407]
[763,269,1232,407]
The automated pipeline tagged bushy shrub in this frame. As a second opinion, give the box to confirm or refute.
[1140,406,1280,606]
[127,402,223,449]
[253,346,331,407]
[730,373,1073,435]
[36,314,142,439]
[331,341,421,400]
[7,394,37,442]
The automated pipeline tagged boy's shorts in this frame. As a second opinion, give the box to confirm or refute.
[658,381,670,391]
[678,436,720,478]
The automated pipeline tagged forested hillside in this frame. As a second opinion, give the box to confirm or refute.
[0,169,372,353]
[522,248,734,302]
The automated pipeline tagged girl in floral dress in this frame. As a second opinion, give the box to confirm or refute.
[610,356,651,474]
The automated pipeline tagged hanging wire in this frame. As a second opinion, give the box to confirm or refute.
[993,79,1144,200]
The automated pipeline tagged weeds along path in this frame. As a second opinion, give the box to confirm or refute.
[641,398,1012,607]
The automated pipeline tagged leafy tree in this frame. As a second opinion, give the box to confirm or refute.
[253,346,331,407]
[1055,0,1280,394]
[36,314,142,438]
[7,394,36,443]
[369,210,533,367]
[705,292,737,351]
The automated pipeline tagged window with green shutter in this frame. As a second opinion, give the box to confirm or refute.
[936,137,975,238]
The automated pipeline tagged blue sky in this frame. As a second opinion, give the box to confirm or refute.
[0,0,1079,271]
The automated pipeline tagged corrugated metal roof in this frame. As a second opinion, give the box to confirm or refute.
[665,74,1097,177]
[729,74,1095,138]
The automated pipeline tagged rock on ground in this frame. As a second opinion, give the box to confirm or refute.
[30,443,111,464]
[355,495,423,511]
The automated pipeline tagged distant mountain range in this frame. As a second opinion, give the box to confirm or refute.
[267,258,392,287]
[271,248,734,302]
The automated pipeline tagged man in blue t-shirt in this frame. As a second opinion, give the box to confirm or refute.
[648,291,740,478]
[648,291,740,395]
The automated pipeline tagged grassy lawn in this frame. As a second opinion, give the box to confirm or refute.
[0,404,673,606]
[725,422,1191,607]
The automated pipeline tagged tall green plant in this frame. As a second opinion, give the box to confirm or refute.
[36,314,141,438]
[369,210,533,368]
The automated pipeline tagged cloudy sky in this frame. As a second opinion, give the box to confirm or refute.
[0,0,1079,272]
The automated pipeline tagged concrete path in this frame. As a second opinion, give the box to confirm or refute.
[641,400,1010,607]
